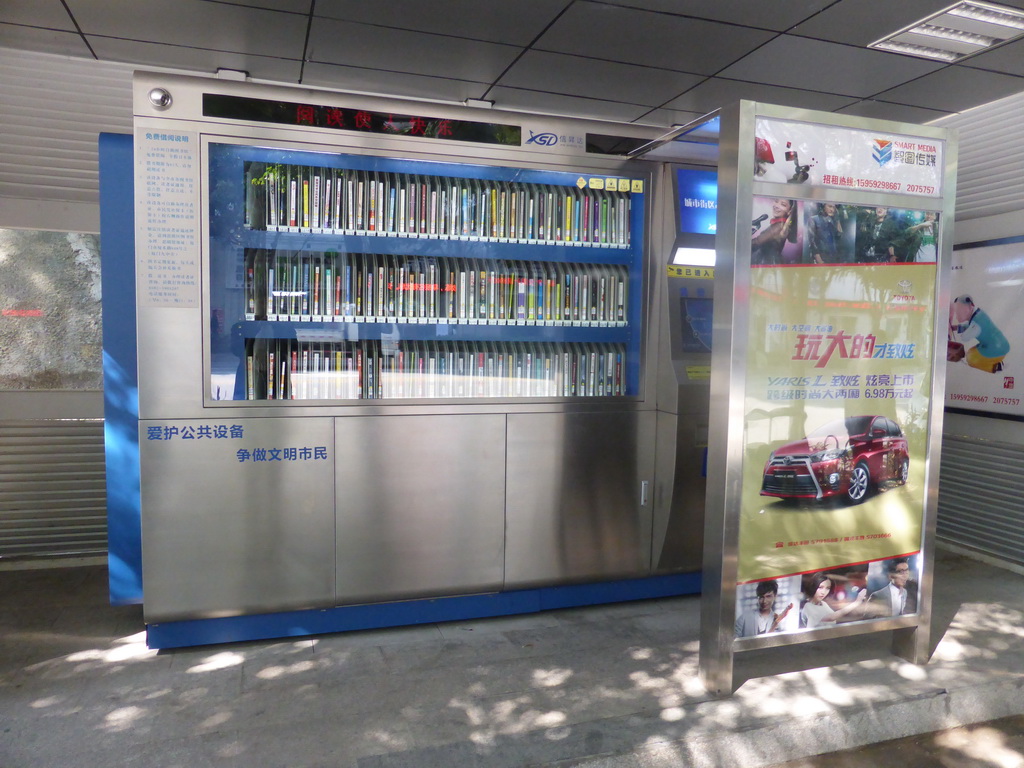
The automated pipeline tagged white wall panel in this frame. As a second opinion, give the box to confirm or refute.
[935,90,1024,222]
[935,92,1024,570]
[0,48,134,206]
[0,420,107,559]
[938,434,1024,570]
[0,49,129,562]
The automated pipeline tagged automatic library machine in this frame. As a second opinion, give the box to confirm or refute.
[102,72,711,647]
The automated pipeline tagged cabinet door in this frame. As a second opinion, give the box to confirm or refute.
[504,411,655,588]
[335,414,506,603]
[140,418,337,621]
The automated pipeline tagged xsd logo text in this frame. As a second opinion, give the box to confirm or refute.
[526,130,558,146]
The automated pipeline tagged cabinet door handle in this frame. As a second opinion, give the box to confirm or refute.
[640,480,649,507]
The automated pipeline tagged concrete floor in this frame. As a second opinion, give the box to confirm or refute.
[764,714,1024,768]
[2,547,1023,768]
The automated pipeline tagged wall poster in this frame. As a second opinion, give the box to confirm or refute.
[701,102,953,694]
[945,240,1022,420]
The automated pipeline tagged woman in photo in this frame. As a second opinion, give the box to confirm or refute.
[801,572,868,629]
[751,198,797,266]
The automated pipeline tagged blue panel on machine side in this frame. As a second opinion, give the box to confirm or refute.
[99,132,144,605]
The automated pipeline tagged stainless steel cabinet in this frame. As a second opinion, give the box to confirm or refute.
[335,414,506,603]
[504,410,655,588]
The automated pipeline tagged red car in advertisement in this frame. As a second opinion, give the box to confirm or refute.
[760,415,909,504]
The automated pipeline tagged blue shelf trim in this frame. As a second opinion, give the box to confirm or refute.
[213,142,636,187]
[237,320,631,344]
[238,230,635,264]
[146,572,702,649]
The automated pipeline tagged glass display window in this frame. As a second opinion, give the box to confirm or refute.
[207,142,646,402]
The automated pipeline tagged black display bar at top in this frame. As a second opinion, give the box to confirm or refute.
[203,94,521,146]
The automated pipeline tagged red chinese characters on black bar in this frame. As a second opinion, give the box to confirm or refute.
[203,94,521,146]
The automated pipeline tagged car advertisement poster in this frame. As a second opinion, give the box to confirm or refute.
[754,117,944,199]
[945,241,1022,420]
[734,195,937,639]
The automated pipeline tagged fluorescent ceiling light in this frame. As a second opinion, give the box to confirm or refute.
[873,41,960,61]
[869,1,1024,61]
[947,3,1024,30]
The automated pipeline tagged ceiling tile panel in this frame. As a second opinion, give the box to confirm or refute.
[2,0,1024,131]
[486,86,652,123]
[499,51,704,107]
[535,3,776,75]
[302,62,491,104]
[67,0,308,57]
[200,0,312,12]
[641,107,708,127]
[719,36,944,97]
[835,99,954,124]
[961,39,1024,78]
[663,77,858,114]
[308,18,520,82]
[592,0,836,31]
[1,0,77,30]
[874,67,1024,113]
[88,38,303,83]
[0,24,93,58]
[314,0,568,46]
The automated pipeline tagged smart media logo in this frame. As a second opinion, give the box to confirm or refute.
[526,129,558,146]
[872,139,893,167]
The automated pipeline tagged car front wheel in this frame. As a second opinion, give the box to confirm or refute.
[847,462,871,503]
[899,457,909,485]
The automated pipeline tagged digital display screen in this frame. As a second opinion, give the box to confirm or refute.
[203,94,521,146]
[672,247,715,267]
[677,168,718,235]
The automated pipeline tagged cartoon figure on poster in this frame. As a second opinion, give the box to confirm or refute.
[735,576,799,637]
[948,294,1011,373]
[751,197,801,265]
[945,243,1022,419]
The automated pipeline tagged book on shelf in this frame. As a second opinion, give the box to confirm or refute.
[248,161,635,247]
[242,250,630,328]
[221,152,642,404]
[242,338,626,402]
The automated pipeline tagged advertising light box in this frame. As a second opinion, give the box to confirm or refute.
[946,240,1023,420]
[700,101,954,694]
